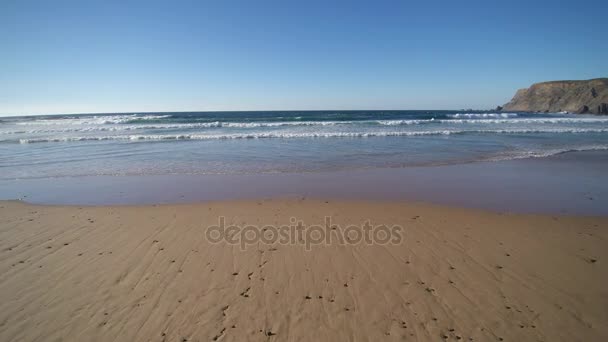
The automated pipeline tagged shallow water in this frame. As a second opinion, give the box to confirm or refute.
[2,150,607,215]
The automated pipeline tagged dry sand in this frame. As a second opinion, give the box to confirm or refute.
[0,199,606,341]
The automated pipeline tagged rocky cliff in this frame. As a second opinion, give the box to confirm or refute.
[502,78,608,114]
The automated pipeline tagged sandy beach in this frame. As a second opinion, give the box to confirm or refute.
[1,199,606,341]
[4,0,608,341]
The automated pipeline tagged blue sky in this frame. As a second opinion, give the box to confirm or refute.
[1,0,606,116]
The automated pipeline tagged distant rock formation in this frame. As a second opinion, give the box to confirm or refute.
[502,78,608,114]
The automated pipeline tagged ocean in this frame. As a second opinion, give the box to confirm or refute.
[1,110,608,213]
[1,110,608,180]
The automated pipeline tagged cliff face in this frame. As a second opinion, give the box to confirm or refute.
[502,78,608,114]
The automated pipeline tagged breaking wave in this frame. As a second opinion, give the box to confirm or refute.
[14,114,171,126]
[488,145,608,162]
[448,113,518,118]
[15,128,608,144]
[4,117,608,135]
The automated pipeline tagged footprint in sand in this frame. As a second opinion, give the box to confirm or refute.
[240,287,251,297]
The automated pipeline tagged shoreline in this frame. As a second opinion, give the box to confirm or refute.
[2,150,607,215]
[1,199,606,341]
[2,196,607,219]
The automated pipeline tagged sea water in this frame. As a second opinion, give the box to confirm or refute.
[2,110,608,180]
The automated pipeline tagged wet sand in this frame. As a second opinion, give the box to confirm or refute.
[1,199,606,341]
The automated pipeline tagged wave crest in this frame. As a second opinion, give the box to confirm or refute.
[15,114,171,126]
[7,117,608,135]
[448,113,518,118]
[15,128,608,144]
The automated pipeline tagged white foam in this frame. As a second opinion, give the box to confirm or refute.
[7,120,354,133]
[488,145,608,162]
[7,114,608,136]
[448,113,518,118]
[375,120,427,125]
[15,127,608,144]
[15,114,171,126]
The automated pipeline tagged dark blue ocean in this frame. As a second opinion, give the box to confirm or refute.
[1,110,608,179]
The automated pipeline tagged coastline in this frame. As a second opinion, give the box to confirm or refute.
[1,199,606,341]
[2,141,607,341]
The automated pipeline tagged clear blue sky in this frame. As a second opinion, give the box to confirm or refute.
[1,0,606,116]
